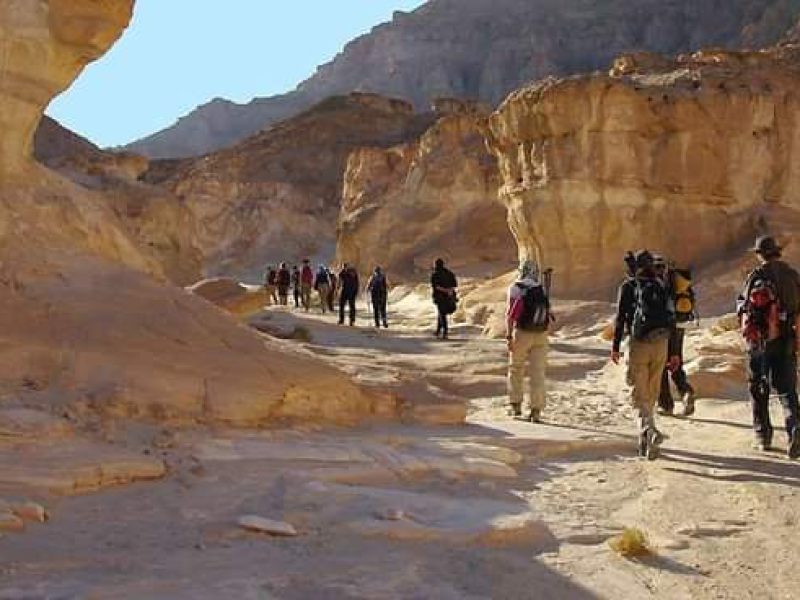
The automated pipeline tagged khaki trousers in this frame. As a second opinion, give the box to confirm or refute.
[627,338,668,434]
[300,284,312,310]
[264,285,278,306]
[508,329,549,410]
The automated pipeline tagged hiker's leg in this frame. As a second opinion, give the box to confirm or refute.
[528,332,548,412]
[348,294,356,324]
[373,296,381,327]
[627,340,655,435]
[380,296,388,326]
[748,348,772,443]
[507,331,532,411]
[338,294,346,324]
[658,367,674,412]
[771,338,799,440]
[647,339,668,427]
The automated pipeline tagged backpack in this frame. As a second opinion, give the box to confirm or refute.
[516,283,551,332]
[671,268,697,325]
[740,275,781,347]
[370,273,387,295]
[315,270,330,287]
[632,277,674,341]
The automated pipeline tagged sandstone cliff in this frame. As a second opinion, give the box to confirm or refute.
[488,45,800,297]
[125,0,800,159]
[163,93,434,279]
[0,0,386,427]
[338,100,515,280]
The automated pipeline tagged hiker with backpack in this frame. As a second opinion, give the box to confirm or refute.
[327,267,338,312]
[264,265,278,306]
[367,266,390,328]
[338,263,360,326]
[431,258,458,340]
[276,262,291,306]
[314,265,332,314]
[291,265,301,308]
[654,255,697,417]
[611,250,680,460]
[737,235,800,458]
[299,259,314,311]
[506,260,553,422]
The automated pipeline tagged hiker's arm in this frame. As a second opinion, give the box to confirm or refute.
[611,283,632,360]
[506,297,523,345]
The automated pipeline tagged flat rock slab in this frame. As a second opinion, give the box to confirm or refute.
[0,441,165,494]
[237,515,297,537]
[468,418,631,458]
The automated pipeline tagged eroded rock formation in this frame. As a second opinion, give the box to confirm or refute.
[338,100,515,279]
[125,0,800,159]
[163,93,434,279]
[488,45,800,297]
[0,0,387,427]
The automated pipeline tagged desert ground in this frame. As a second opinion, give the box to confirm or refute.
[1,288,798,600]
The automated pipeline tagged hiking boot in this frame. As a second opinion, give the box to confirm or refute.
[752,437,772,452]
[681,391,696,417]
[788,429,800,459]
[507,404,522,418]
[658,406,674,417]
[646,427,662,460]
[528,408,542,423]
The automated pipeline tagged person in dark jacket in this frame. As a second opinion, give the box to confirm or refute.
[431,258,458,340]
[654,255,696,417]
[338,263,359,326]
[291,265,301,308]
[367,266,389,328]
[276,263,291,306]
[737,235,800,457]
[611,250,679,460]
[263,265,278,306]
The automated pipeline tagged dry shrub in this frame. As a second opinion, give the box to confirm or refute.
[609,527,652,558]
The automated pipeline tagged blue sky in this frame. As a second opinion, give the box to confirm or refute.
[46,1,426,148]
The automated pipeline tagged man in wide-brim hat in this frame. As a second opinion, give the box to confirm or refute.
[738,235,800,457]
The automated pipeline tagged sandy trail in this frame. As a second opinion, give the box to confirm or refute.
[1,291,799,599]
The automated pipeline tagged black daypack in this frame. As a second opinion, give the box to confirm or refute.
[370,273,387,295]
[632,277,674,341]
[517,284,551,332]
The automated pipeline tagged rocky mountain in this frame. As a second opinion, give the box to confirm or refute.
[337,99,515,280]
[487,45,800,298]
[162,93,434,279]
[125,0,800,159]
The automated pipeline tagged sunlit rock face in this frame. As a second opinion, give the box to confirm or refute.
[0,1,389,427]
[0,0,134,177]
[163,93,434,279]
[488,46,800,297]
[338,99,515,280]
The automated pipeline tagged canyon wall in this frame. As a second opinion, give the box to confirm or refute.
[164,93,434,280]
[488,46,800,297]
[0,0,386,427]
[125,0,800,159]
[338,100,515,280]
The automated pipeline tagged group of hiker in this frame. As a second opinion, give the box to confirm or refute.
[504,235,800,461]
[262,235,800,462]
[262,259,390,328]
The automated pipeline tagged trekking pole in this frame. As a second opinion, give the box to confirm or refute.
[543,268,554,296]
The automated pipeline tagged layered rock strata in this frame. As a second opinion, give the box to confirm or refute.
[338,100,515,279]
[488,45,800,297]
[164,93,434,279]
